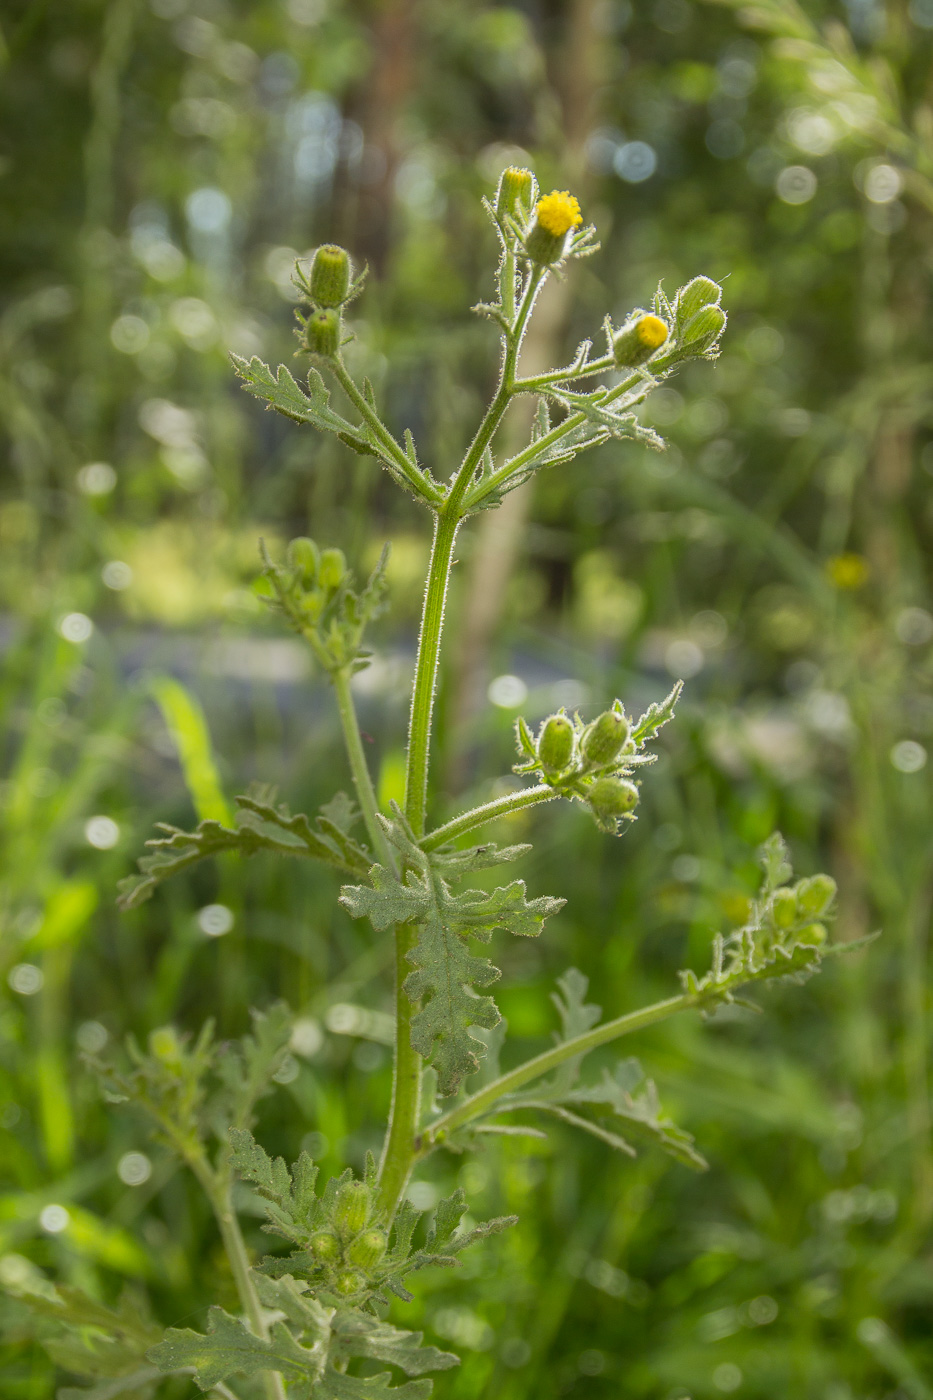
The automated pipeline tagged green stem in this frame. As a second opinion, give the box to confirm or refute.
[332,359,443,506]
[465,368,649,512]
[375,920,422,1215]
[403,510,461,836]
[332,666,394,870]
[423,992,694,1144]
[378,268,549,1215]
[190,1158,286,1400]
[513,351,615,392]
[422,784,557,852]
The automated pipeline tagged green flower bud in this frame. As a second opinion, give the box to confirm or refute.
[287,536,320,587]
[335,1269,367,1296]
[538,714,575,775]
[795,874,836,919]
[581,710,630,768]
[335,1180,370,1237]
[347,1228,387,1269]
[309,244,351,308]
[588,776,638,822]
[318,547,347,593]
[496,166,535,223]
[675,276,722,328]
[310,1231,340,1263]
[798,921,827,946]
[770,887,798,929]
[149,1026,182,1066]
[305,308,341,358]
[612,314,669,368]
[681,304,726,354]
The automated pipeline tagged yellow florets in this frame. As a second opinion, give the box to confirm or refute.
[534,191,583,237]
[635,315,669,350]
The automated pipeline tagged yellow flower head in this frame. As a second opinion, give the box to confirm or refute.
[534,191,583,238]
[635,315,669,350]
[826,553,869,590]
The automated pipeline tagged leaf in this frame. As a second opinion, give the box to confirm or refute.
[631,681,683,747]
[341,809,564,1094]
[231,355,358,437]
[216,1002,294,1126]
[331,1311,457,1377]
[118,789,369,909]
[561,1062,707,1170]
[148,1307,324,1391]
[547,967,602,1096]
[228,1127,319,1244]
[316,1373,433,1400]
[759,831,792,892]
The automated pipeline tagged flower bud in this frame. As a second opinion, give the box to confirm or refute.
[318,547,347,593]
[612,315,669,368]
[309,244,352,308]
[770,887,798,930]
[335,1180,369,1237]
[524,190,582,265]
[795,874,836,919]
[335,1269,367,1296]
[675,276,721,328]
[581,710,630,768]
[305,308,341,358]
[798,921,827,946]
[681,304,726,354]
[538,714,575,775]
[496,166,535,223]
[347,1228,387,1269]
[287,536,320,587]
[310,1231,340,1263]
[588,776,638,823]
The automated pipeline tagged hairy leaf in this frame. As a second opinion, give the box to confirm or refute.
[231,355,360,440]
[148,1306,323,1391]
[118,788,368,909]
[341,809,564,1094]
[331,1312,457,1377]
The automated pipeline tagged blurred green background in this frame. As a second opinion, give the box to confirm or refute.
[2,0,933,1396]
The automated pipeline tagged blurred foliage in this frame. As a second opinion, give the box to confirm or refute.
[1,0,933,1397]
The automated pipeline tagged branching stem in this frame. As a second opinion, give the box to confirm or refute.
[331,357,444,506]
[422,992,694,1145]
[422,784,557,852]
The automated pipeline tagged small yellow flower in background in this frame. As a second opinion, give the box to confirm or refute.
[534,191,582,237]
[826,553,869,590]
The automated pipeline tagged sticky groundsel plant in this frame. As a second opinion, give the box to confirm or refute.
[6,171,857,1398]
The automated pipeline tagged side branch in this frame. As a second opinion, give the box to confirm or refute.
[422,784,557,853]
[422,993,693,1144]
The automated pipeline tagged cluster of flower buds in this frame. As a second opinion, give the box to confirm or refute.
[493,166,596,269]
[293,244,365,358]
[306,1179,389,1300]
[610,275,726,375]
[763,872,837,947]
[516,703,647,833]
[273,535,348,626]
[257,536,388,676]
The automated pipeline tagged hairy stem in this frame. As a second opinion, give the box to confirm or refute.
[375,920,421,1216]
[190,1158,286,1400]
[403,510,461,836]
[332,358,443,505]
[379,267,549,1215]
[332,666,394,869]
[513,351,615,392]
[422,784,557,852]
[423,992,694,1143]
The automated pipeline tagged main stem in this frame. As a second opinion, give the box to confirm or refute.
[377,510,461,1215]
[378,268,546,1216]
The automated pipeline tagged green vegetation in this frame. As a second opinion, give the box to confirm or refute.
[1,2,932,1398]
